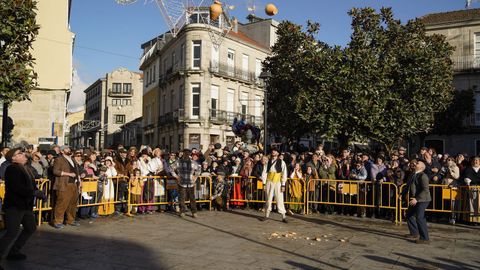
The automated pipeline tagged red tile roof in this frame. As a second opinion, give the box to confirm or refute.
[420,8,480,25]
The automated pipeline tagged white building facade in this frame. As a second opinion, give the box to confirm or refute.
[140,14,277,152]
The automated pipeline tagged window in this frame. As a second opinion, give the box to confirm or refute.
[180,43,186,68]
[122,99,132,106]
[211,46,219,72]
[115,114,126,124]
[112,99,121,106]
[146,70,150,86]
[179,84,184,109]
[192,41,201,69]
[123,83,132,94]
[227,49,235,76]
[152,64,156,82]
[172,52,176,70]
[189,13,199,24]
[227,89,234,112]
[255,58,262,79]
[255,95,262,117]
[163,93,166,115]
[163,58,168,76]
[211,85,219,118]
[191,83,201,118]
[475,33,480,68]
[241,92,248,115]
[112,83,121,93]
[171,90,175,112]
[242,54,249,80]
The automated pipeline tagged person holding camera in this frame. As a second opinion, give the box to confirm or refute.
[0,148,46,269]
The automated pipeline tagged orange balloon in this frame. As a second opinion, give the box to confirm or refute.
[265,3,278,16]
[210,0,223,21]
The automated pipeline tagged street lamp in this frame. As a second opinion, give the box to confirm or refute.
[259,71,271,155]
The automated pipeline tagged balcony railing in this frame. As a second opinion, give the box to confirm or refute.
[209,62,261,85]
[464,113,480,128]
[159,64,187,84]
[158,109,204,126]
[108,89,133,97]
[452,55,480,72]
[209,109,263,126]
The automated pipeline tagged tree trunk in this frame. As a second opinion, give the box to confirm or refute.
[1,103,8,147]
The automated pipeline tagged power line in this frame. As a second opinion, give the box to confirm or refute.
[37,36,140,60]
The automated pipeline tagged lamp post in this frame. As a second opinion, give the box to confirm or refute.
[259,71,271,155]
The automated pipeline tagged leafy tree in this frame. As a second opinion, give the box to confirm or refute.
[263,21,318,139]
[344,7,454,152]
[0,0,39,103]
[265,7,454,152]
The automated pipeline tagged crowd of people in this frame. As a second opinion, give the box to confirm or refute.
[1,142,479,224]
[1,141,480,267]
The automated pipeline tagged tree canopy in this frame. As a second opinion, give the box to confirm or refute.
[0,0,39,104]
[264,7,454,151]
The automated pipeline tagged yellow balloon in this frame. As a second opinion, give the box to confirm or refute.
[210,0,223,21]
[265,3,278,16]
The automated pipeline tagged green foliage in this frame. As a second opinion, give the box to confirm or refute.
[433,89,475,134]
[0,0,39,103]
[265,7,454,150]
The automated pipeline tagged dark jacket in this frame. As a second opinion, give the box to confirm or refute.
[463,166,480,185]
[4,163,38,210]
[408,172,431,202]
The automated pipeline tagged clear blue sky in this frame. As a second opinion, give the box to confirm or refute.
[68,0,471,110]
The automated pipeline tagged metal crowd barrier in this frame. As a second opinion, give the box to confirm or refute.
[227,176,306,214]
[398,184,480,224]
[4,175,479,228]
[127,175,212,214]
[306,179,399,223]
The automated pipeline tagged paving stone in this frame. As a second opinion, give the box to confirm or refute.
[1,209,478,270]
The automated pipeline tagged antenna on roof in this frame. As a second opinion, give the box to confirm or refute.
[247,0,257,15]
[466,0,480,8]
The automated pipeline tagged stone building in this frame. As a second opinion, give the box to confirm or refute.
[417,8,480,156]
[2,0,74,146]
[140,13,277,152]
[82,68,143,149]
[65,108,85,146]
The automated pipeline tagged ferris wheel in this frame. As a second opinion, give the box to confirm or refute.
[115,0,278,47]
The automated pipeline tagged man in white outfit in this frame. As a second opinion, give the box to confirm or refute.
[262,148,288,223]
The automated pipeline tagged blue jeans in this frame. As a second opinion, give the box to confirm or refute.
[406,201,430,240]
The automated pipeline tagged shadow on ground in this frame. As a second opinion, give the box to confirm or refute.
[2,229,166,270]
[173,212,349,270]
[364,252,478,270]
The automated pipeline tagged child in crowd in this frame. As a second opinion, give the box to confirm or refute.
[211,172,227,211]
[91,166,107,218]
[129,168,143,215]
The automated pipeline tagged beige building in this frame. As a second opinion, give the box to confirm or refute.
[65,107,85,146]
[82,68,143,149]
[140,14,277,151]
[4,0,74,146]
[416,8,480,155]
